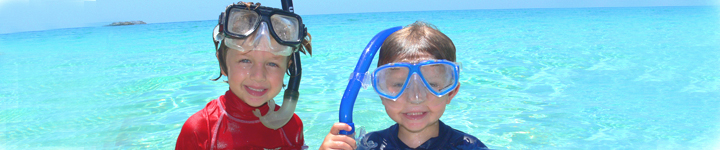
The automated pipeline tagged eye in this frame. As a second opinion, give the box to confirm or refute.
[239,59,251,63]
[392,83,404,88]
[267,62,279,67]
[429,83,439,88]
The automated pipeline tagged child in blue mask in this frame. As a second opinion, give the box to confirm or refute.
[320,21,489,150]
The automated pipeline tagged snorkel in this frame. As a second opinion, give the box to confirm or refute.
[251,0,302,130]
[339,26,402,135]
[213,0,304,130]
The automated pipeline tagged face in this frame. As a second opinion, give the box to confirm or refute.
[381,56,460,132]
[223,48,289,107]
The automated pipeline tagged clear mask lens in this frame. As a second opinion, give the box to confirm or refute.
[227,9,259,36]
[271,14,301,42]
[224,22,294,56]
[419,63,456,94]
[224,7,302,44]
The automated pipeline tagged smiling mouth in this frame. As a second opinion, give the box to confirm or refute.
[403,112,427,120]
[244,85,267,96]
[247,86,264,92]
[406,112,424,115]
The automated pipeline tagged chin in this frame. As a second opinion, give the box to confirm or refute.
[243,96,268,107]
[401,122,429,131]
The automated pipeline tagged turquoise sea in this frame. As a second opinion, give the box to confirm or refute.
[2,6,720,149]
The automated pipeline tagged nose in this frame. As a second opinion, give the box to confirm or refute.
[404,74,427,104]
[248,61,267,82]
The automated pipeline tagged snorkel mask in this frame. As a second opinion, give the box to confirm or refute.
[372,60,461,104]
[214,1,306,56]
[213,0,305,130]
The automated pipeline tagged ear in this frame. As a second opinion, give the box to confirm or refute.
[216,51,227,76]
[287,57,293,68]
[445,82,460,104]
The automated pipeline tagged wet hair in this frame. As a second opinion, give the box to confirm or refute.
[378,21,455,66]
[212,33,312,81]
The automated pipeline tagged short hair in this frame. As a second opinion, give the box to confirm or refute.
[378,21,455,67]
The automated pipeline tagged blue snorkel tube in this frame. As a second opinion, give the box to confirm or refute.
[339,26,402,135]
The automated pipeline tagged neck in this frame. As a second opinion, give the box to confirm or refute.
[220,90,270,120]
[397,121,440,148]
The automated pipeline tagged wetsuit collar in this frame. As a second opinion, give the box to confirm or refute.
[220,89,272,120]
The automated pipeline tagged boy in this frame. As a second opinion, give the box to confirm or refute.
[320,21,488,150]
[176,1,312,149]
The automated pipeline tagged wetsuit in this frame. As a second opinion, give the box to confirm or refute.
[358,121,488,150]
[176,90,305,150]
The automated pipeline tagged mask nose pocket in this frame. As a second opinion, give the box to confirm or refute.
[405,73,428,104]
[245,22,275,50]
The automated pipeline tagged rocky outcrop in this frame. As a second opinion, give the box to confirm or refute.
[107,21,147,26]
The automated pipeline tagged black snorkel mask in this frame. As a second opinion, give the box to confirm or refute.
[212,0,304,130]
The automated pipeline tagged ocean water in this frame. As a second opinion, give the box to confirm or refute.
[2,6,720,149]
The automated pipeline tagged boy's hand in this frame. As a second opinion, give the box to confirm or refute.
[319,122,357,150]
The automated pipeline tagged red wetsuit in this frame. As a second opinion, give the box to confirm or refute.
[176,90,305,150]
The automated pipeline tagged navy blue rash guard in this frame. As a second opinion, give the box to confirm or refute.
[357,121,489,150]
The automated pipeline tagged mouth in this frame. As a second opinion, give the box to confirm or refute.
[403,112,427,120]
[244,85,267,97]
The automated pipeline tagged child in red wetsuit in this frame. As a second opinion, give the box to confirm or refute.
[176,1,312,149]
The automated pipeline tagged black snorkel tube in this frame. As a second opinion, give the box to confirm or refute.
[250,0,303,130]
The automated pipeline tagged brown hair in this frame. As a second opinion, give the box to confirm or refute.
[378,21,455,66]
[212,33,312,81]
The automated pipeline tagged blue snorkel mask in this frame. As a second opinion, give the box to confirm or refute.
[372,60,461,103]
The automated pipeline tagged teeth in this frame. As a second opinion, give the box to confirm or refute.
[247,87,264,92]
[406,112,423,116]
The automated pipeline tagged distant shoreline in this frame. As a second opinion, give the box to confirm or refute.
[106,21,147,26]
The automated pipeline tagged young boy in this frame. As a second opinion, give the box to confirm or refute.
[176,2,312,149]
[320,21,488,149]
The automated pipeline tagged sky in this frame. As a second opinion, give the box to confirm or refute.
[0,0,718,34]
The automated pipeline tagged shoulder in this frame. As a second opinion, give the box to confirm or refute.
[358,125,398,150]
[183,100,222,128]
[364,124,395,140]
[179,99,222,133]
[277,104,304,129]
[176,100,220,148]
[445,125,489,149]
[281,112,304,134]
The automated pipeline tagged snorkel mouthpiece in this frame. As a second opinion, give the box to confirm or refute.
[252,89,299,130]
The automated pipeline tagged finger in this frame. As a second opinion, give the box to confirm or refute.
[329,122,352,135]
[331,134,357,149]
[331,141,353,150]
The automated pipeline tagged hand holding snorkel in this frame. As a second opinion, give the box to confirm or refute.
[213,0,309,130]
